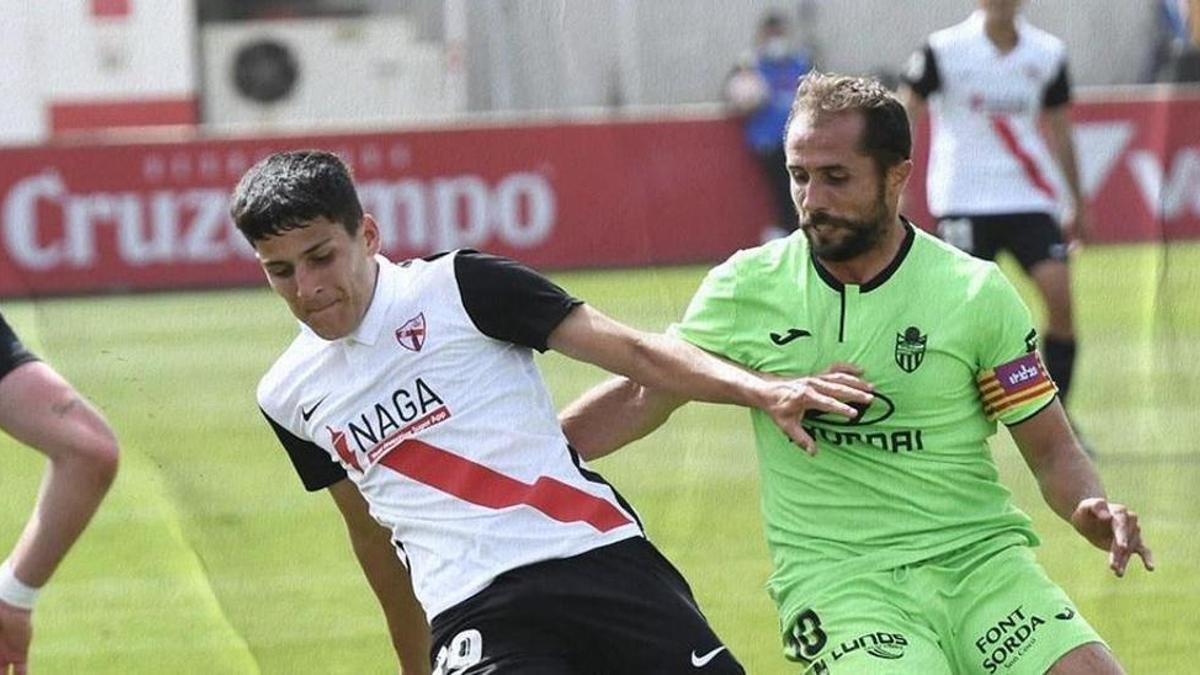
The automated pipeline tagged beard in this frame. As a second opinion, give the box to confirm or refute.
[799,189,890,262]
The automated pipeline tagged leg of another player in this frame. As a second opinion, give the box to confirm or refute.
[1045,641,1124,674]
[1028,259,1077,402]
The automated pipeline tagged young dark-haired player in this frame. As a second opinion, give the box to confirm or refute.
[231,150,872,674]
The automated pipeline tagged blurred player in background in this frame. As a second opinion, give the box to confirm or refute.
[726,11,813,242]
[0,314,120,674]
[898,0,1090,440]
[231,150,870,674]
[563,73,1152,674]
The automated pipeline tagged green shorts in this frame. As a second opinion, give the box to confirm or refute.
[785,539,1107,674]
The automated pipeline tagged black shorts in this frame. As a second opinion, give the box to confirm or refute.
[936,212,1068,270]
[0,312,38,383]
[429,537,744,674]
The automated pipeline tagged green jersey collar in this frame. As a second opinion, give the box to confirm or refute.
[810,219,917,293]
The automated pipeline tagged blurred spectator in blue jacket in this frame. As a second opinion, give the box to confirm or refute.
[1144,0,1200,82]
[725,12,812,242]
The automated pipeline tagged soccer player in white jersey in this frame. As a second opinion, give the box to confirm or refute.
[899,0,1088,427]
[231,150,872,674]
[0,313,120,674]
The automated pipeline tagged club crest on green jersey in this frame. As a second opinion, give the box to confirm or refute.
[895,326,927,373]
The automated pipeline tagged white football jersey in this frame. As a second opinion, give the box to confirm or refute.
[258,251,643,620]
[903,11,1071,217]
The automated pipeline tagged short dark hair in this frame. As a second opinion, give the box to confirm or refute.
[760,11,788,31]
[786,71,912,173]
[230,150,364,243]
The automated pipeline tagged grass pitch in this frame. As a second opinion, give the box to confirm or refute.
[1,242,1197,673]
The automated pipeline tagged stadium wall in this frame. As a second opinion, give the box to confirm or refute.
[1,91,1197,298]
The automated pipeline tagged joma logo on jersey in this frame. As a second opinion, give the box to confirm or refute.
[975,605,1046,674]
[338,377,449,456]
[895,326,927,373]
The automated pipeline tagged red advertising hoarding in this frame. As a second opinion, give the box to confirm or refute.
[1,90,1198,298]
[0,117,774,298]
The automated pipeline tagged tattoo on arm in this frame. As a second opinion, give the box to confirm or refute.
[52,396,83,417]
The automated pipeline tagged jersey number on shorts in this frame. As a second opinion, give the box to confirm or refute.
[791,608,829,660]
[433,628,483,675]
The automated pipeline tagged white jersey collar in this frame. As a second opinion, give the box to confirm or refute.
[967,10,1030,42]
[344,254,397,346]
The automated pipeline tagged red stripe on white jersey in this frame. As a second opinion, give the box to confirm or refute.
[379,439,632,532]
[989,115,1057,199]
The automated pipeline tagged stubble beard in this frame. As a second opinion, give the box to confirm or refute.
[799,189,890,263]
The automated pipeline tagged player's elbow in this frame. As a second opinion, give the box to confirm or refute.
[88,433,120,487]
[61,422,120,487]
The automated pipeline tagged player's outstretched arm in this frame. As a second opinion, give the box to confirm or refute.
[329,480,431,675]
[1010,399,1153,577]
[895,84,927,216]
[548,305,873,455]
[0,362,119,674]
[1043,106,1089,244]
[559,376,687,461]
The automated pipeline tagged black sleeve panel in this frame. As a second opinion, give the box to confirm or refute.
[0,312,39,384]
[902,43,941,98]
[1042,59,1072,109]
[261,408,347,491]
[453,250,583,352]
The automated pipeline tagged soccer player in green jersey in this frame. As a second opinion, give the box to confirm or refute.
[560,72,1153,674]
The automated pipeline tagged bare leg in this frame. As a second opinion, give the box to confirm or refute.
[1028,259,1074,340]
[1046,642,1123,674]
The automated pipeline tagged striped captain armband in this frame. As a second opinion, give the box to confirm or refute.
[977,352,1058,422]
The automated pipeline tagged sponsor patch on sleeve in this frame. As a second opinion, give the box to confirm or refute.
[977,352,1057,421]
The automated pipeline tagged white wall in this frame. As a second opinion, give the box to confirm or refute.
[34,0,197,101]
[0,1,41,143]
[462,0,1162,111]
[0,0,196,145]
[0,0,1168,145]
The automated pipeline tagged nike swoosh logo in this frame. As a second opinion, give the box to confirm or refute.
[1055,607,1076,621]
[770,328,812,346]
[301,394,329,422]
[691,646,728,668]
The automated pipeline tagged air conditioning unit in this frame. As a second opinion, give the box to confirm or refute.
[202,16,452,129]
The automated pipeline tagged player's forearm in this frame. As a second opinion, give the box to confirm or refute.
[559,376,685,460]
[347,526,431,674]
[619,332,776,410]
[8,443,118,588]
[1030,440,1107,525]
[1047,114,1084,205]
[897,86,926,137]
[1055,142,1083,207]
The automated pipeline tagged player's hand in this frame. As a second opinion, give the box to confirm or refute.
[0,600,32,674]
[1070,497,1155,577]
[764,371,874,455]
[1063,202,1092,249]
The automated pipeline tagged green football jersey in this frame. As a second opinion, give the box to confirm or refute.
[670,223,1058,643]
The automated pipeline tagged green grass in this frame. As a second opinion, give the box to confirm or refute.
[1,242,1197,673]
